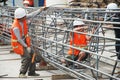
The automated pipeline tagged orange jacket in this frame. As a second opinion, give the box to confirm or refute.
[68,33,87,56]
[11,19,31,55]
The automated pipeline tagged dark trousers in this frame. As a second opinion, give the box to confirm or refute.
[20,47,36,75]
[115,41,120,59]
[114,30,120,59]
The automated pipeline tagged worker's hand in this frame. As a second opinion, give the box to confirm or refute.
[27,47,31,53]
[40,6,48,11]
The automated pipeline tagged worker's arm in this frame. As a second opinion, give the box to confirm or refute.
[26,7,46,19]
[86,27,95,41]
[102,24,113,28]
[13,27,27,47]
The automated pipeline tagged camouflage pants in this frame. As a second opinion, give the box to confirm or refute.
[20,47,36,75]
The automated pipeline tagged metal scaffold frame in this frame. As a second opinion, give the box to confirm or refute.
[0,6,120,80]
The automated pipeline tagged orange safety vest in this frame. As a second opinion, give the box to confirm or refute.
[11,19,31,55]
[68,33,87,56]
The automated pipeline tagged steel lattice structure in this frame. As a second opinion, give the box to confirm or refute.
[0,6,120,80]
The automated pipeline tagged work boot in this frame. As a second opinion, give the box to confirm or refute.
[28,73,39,76]
[19,74,27,78]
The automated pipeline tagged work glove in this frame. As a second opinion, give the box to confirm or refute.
[40,6,48,11]
[43,7,48,11]
[27,47,31,54]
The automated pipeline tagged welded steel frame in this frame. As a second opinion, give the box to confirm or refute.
[0,6,120,80]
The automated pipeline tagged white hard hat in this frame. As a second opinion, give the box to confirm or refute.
[107,3,118,10]
[14,8,26,19]
[23,0,29,4]
[73,20,85,27]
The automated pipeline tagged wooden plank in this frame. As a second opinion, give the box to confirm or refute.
[52,74,75,80]
[0,74,8,78]
[36,65,57,70]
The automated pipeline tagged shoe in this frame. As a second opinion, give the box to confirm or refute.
[19,74,27,78]
[28,73,39,76]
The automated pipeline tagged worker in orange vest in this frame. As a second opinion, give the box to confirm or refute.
[61,20,94,66]
[68,20,89,62]
[11,7,46,78]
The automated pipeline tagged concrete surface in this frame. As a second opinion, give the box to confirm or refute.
[0,45,76,80]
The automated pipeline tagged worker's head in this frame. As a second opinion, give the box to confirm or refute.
[23,0,30,7]
[106,3,118,10]
[14,8,27,20]
[73,20,85,28]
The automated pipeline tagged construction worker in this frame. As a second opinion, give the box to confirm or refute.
[11,7,46,78]
[105,3,120,78]
[23,0,30,7]
[105,3,120,59]
[61,20,94,66]
[68,20,90,61]
[23,0,34,7]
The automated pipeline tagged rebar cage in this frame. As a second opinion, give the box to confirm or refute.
[0,6,120,80]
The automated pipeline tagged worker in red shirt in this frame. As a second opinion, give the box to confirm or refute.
[23,0,34,7]
[23,0,30,7]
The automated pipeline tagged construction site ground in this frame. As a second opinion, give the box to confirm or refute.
[0,45,120,80]
[0,45,78,80]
